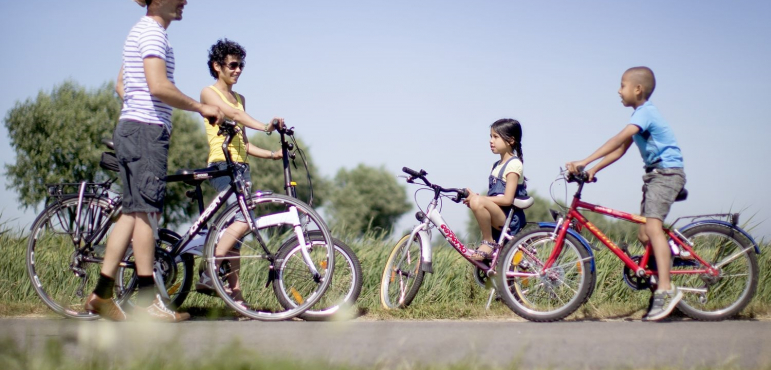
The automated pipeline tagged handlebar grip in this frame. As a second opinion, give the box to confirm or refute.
[402,167,421,177]
[458,188,469,198]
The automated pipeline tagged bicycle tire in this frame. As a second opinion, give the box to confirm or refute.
[495,227,595,322]
[203,193,334,321]
[273,232,362,320]
[116,229,194,310]
[26,195,116,319]
[380,233,426,309]
[671,224,758,320]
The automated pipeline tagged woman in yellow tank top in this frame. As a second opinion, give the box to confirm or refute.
[196,39,284,309]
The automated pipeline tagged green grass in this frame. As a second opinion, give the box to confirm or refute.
[1,221,769,320]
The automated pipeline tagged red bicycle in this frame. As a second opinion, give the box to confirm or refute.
[495,169,760,322]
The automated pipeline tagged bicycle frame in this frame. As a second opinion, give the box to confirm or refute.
[542,180,722,284]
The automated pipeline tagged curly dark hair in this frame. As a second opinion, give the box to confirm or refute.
[207,39,247,79]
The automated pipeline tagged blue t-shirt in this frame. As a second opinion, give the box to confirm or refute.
[629,101,683,169]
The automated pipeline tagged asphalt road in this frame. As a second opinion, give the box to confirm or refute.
[2,318,769,369]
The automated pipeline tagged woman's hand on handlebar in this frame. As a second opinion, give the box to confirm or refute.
[268,117,285,133]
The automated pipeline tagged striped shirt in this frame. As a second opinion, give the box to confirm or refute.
[119,16,175,132]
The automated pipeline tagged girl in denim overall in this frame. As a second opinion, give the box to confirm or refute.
[464,118,527,260]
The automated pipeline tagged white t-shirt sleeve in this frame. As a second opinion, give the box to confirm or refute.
[502,159,524,184]
[137,27,168,61]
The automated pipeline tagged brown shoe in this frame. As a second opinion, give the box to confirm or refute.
[137,295,191,322]
[85,293,127,321]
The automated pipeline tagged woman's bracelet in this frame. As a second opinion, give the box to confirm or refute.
[270,151,275,159]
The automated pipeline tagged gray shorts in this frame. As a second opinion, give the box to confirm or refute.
[640,168,686,221]
[114,120,170,214]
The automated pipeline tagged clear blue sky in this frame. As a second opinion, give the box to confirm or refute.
[1,0,769,241]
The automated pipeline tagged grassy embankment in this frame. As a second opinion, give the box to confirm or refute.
[1,220,769,320]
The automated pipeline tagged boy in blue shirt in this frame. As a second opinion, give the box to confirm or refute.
[567,66,686,321]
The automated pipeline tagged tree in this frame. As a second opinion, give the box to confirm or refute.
[4,80,212,227]
[326,164,411,235]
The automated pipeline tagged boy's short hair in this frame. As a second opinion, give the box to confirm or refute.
[207,39,247,79]
[625,66,656,99]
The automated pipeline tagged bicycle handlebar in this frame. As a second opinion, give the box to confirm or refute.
[402,167,468,203]
[566,166,598,184]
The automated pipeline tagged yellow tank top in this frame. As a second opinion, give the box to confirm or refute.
[205,85,247,164]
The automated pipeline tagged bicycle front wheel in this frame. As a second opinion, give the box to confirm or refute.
[495,227,594,322]
[672,224,758,320]
[274,232,362,321]
[380,232,425,309]
[203,193,334,321]
[26,195,115,319]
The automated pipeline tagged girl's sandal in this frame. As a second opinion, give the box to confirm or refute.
[469,241,499,261]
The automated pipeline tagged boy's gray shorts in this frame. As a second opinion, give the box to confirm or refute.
[114,120,170,214]
[640,168,686,221]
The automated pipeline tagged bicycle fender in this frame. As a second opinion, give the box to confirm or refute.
[679,220,761,254]
[415,229,433,274]
[537,222,596,271]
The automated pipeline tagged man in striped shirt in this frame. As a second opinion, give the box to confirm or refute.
[85,0,223,322]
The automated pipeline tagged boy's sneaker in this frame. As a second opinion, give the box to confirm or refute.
[137,295,191,322]
[195,271,216,296]
[643,286,683,322]
[84,293,127,321]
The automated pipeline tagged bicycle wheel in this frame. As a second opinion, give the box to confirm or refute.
[116,229,194,309]
[380,232,425,309]
[671,224,758,320]
[203,193,334,321]
[26,195,116,319]
[495,227,594,322]
[273,232,362,321]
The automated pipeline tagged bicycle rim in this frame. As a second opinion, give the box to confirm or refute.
[380,233,425,309]
[274,234,362,320]
[26,196,114,319]
[204,193,334,321]
[673,224,758,320]
[497,228,593,322]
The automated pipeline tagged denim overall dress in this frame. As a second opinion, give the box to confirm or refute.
[488,156,528,238]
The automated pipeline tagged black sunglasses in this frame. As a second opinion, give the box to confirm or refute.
[223,61,245,70]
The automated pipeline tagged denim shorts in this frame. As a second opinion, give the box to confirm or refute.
[208,161,252,224]
[640,168,686,221]
[114,120,170,214]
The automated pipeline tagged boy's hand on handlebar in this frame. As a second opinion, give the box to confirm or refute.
[565,160,587,174]
[202,104,224,126]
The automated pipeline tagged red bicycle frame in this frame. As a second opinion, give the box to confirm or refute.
[544,190,719,279]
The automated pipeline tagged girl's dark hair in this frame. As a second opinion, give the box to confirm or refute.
[491,118,523,161]
[207,39,246,79]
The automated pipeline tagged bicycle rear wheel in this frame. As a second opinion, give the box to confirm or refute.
[495,227,594,322]
[273,232,362,321]
[26,195,116,319]
[116,229,194,310]
[203,193,334,321]
[672,224,758,320]
[380,233,425,309]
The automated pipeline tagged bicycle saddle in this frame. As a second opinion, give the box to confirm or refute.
[513,196,535,209]
[163,167,222,186]
[101,138,115,150]
[675,188,688,202]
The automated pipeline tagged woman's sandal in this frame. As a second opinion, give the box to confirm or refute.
[469,240,500,261]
